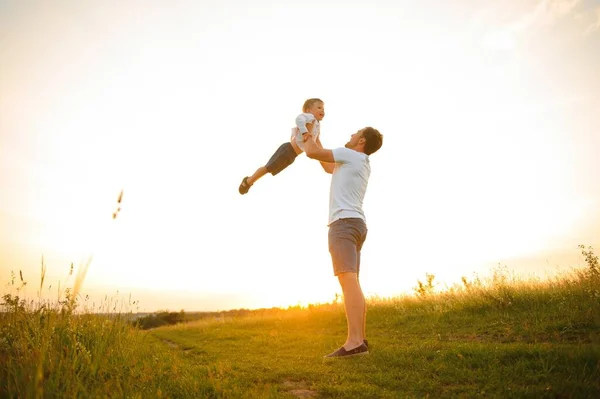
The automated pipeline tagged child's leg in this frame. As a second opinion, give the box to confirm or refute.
[263,143,297,178]
[247,166,267,186]
[239,143,297,195]
[248,142,296,185]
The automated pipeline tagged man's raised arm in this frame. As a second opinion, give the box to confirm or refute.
[315,136,335,174]
[303,133,335,165]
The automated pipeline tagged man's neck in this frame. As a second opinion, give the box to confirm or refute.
[353,145,366,154]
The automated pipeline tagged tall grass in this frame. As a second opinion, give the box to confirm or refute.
[0,190,216,397]
[1,246,598,397]
[0,263,220,398]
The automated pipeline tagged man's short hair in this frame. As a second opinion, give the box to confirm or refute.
[362,127,383,155]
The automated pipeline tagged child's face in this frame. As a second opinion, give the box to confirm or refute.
[307,102,325,121]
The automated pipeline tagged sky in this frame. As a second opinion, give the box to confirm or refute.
[1,0,599,312]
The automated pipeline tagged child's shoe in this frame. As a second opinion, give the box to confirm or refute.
[238,177,252,195]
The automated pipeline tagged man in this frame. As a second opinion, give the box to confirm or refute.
[303,126,383,358]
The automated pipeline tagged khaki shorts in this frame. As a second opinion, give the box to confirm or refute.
[328,218,368,276]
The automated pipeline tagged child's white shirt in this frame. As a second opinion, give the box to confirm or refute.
[292,113,320,151]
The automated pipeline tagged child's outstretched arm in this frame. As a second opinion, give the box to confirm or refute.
[295,113,316,136]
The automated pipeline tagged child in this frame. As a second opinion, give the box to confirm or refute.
[238,98,325,195]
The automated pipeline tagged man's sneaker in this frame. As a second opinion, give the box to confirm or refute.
[324,343,369,359]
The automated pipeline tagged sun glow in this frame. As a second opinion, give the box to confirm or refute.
[1,1,598,312]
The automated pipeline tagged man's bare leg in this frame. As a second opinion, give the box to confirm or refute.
[358,278,367,342]
[337,272,365,350]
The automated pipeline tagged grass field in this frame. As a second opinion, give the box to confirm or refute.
[1,247,599,398]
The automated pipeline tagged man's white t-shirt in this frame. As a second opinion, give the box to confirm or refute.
[328,147,371,225]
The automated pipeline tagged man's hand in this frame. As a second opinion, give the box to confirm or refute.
[303,129,334,171]
[303,133,334,163]
[304,122,314,135]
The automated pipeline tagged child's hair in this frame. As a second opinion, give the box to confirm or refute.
[362,127,383,155]
[302,98,323,112]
